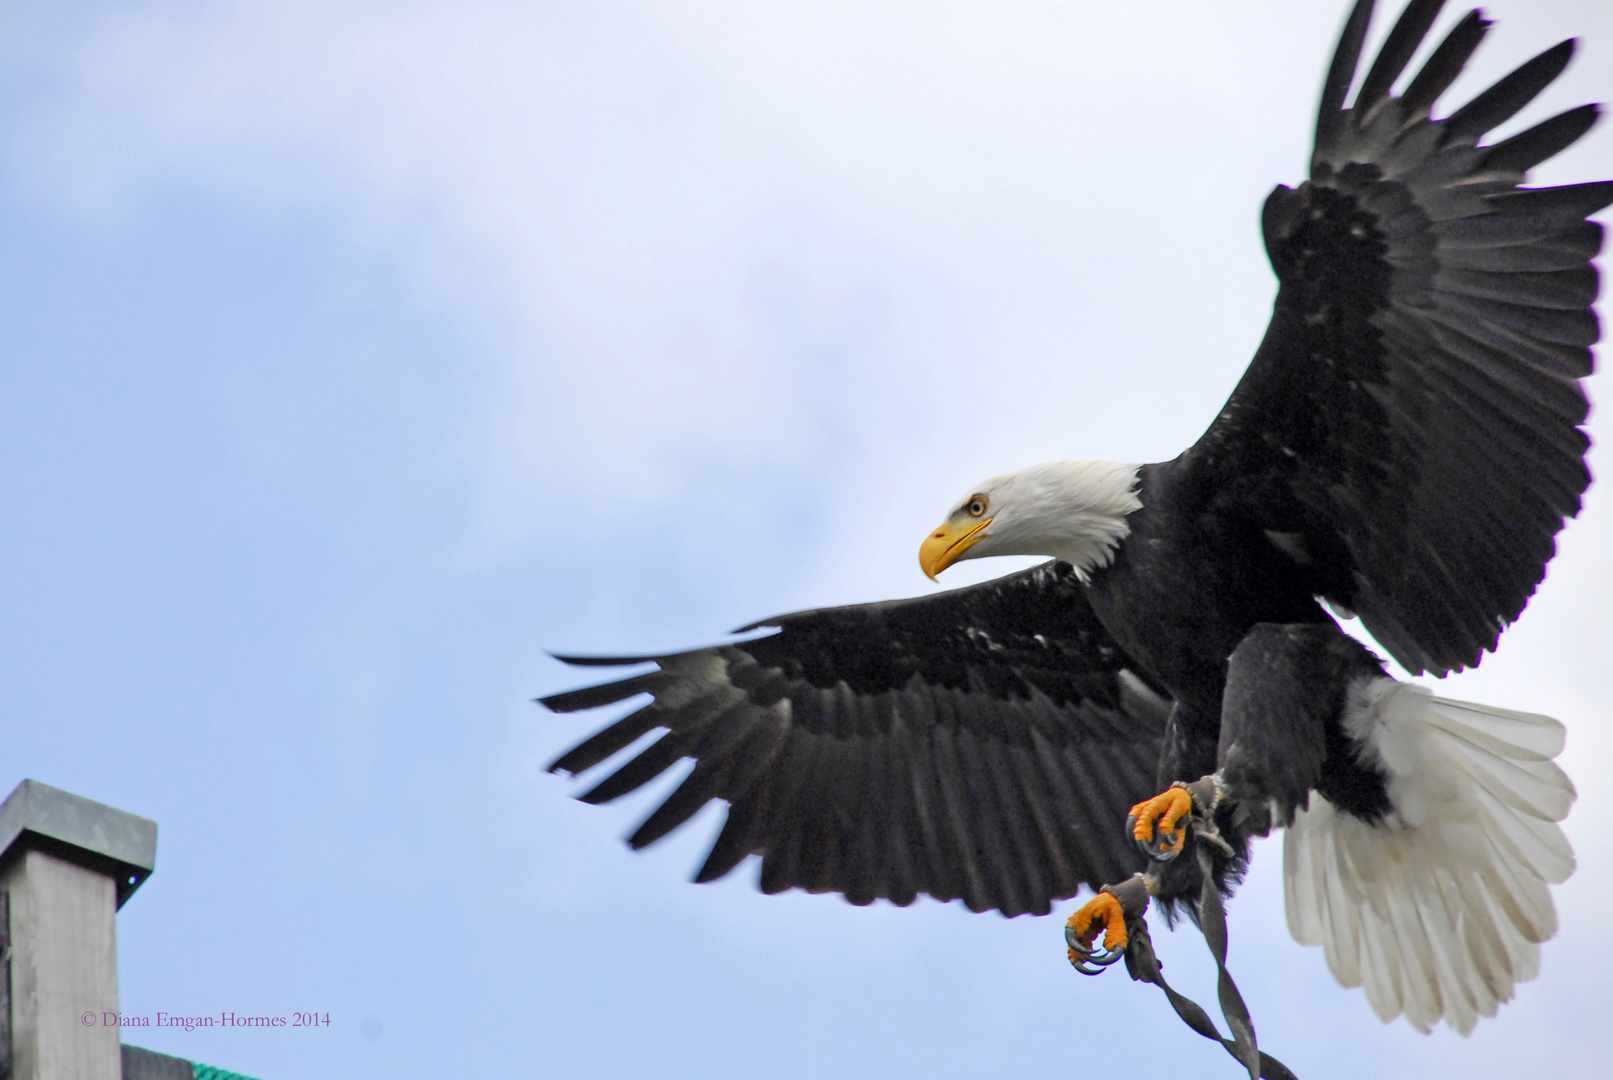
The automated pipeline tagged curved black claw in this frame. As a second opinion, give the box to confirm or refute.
[1065,891,1128,975]
[1126,809,1186,862]
[1065,876,1152,976]
[1066,924,1127,976]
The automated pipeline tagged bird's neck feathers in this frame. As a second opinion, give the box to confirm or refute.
[987,460,1142,580]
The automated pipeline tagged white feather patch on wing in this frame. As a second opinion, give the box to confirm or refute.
[1283,678,1575,1035]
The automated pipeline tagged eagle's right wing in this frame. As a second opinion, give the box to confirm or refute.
[540,561,1169,918]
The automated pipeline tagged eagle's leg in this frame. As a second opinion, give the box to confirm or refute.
[1128,775,1223,861]
[1066,872,1153,974]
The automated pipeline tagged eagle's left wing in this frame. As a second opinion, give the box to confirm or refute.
[1174,0,1612,675]
[540,561,1169,918]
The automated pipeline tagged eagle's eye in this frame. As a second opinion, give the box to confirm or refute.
[968,497,987,517]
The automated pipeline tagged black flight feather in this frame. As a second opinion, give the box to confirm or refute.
[1319,0,1378,145]
[1444,40,1575,143]
[1399,10,1490,122]
[1354,0,1446,123]
[1481,105,1601,176]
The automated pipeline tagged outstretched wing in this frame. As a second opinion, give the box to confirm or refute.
[540,561,1169,918]
[1176,0,1611,675]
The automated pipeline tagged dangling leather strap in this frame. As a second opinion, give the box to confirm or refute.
[1120,812,1298,1080]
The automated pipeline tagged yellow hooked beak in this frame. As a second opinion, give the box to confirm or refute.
[919,517,993,581]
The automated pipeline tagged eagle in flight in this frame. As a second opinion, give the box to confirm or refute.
[541,0,1605,1038]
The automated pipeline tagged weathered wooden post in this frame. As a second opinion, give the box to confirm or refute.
[0,780,157,1080]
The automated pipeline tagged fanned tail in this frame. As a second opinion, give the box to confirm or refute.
[1284,680,1575,1034]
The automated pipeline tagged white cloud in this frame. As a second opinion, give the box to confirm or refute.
[4,1,1376,554]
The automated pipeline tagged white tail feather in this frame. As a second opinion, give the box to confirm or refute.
[1283,680,1575,1034]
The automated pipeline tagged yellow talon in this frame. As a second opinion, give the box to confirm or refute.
[1067,891,1128,956]
[1129,786,1193,858]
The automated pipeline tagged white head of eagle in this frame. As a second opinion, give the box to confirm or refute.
[919,459,1142,583]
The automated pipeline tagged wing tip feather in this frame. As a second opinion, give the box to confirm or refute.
[548,651,662,668]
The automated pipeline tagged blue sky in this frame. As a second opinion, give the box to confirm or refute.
[2,1,1610,1077]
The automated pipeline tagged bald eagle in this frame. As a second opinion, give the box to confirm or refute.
[541,0,1604,1037]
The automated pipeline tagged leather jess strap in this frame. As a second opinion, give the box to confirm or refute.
[1085,811,1300,1080]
